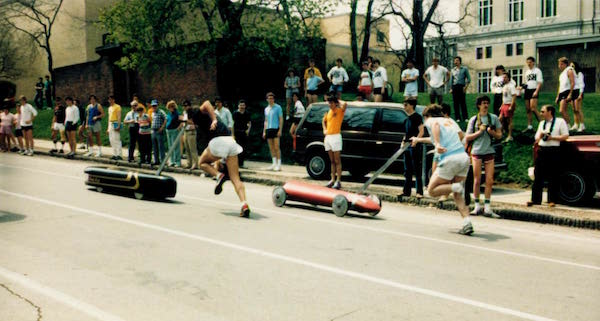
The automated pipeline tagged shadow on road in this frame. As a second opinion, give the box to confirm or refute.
[221,211,267,220]
[448,230,511,242]
[283,203,384,220]
[0,211,26,223]
[86,188,184,204]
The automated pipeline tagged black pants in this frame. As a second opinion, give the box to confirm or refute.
[138,134,152,164]
[531,147,561,204]
[234,130,248,166]
[34,91,43,109]
[403,145,423,196]
[452,84,468,122]
[45,90,53,108]
[493,93,502,116]
[128,125,139,161]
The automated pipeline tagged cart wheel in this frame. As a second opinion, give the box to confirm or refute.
[134,192,144,200]
[368,194,381,216]
[96,186,103,193]
[272,186,287,207]
[332,195,348,217]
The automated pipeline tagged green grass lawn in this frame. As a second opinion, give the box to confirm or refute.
[22,92,598,186]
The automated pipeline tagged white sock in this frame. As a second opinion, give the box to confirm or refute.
[272,157,276,165]
[463,217,471,225]
[474,202,482,212]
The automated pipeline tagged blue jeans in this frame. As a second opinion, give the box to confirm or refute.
[166,128,181,166]
[151,130,165,164]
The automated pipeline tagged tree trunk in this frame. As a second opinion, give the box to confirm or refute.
[358,0,375,64]
[350,0,358,66]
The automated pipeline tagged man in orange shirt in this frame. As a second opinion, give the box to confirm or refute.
[322,94,347,189]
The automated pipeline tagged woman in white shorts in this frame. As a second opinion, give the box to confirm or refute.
[195,100,250,218]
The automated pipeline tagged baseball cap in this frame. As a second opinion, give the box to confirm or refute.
[151,99,158,106]
[130,100,138,106]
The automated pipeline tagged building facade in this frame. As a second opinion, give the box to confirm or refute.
[452,0,600,93]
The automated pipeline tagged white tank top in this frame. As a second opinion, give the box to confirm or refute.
[559,66,573,93]
[574,72,584,91]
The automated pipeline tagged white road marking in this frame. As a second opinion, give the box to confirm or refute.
[0,266,125,321]
[0,189,558,321]
[2,162,599,269]
[180,194,600,271]
[0,163,81,180]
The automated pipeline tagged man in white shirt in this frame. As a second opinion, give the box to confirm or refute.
[371,59,388,102]
[527,105,569,207]
[19,95,37,156]
[423,57,449,104]
[64,97,80,157]
[327,58,349,100]
[214,97,233,135]
[499,72,517,142]
[401,59,420,99]
[522,57,543,132]
[489,65,505,116]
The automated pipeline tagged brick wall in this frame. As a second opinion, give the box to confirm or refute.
[54,56,115,105]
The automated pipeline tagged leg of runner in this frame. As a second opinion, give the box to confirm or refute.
[225,155,249,217]
[470,157,483,215]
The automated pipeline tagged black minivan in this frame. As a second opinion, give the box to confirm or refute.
[293,101,506,181]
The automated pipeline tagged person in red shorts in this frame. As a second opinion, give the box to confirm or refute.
[498,72,517,143]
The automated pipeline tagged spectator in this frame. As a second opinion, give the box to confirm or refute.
[555,57,575,127]
[34,77,43,109]
[107,95,122,160]
[124,101,140,162]
[357,61,373,100]
[0,105,15,152]
[214,97,233,134]
[327,58,349,100]
[305,69,324,104]
[401,59,420,99]
[465,96,503,218]
[571,61,585,132]
[303,58,322,98]
[489,65,505,116]
[165,100,182,167]
[527,105,569,207]
[50,97,66,153]
[14,104,24,153]
[522,57,543,132]
[423,57,449,104]
[76,99,88,150]
[499,72,517,143]
[44,75,53,109]
[132,93,146,112]
[150,99,167,165]
[289,92,305,138]
[84,95,105,157]
[136,105,152,165]
[372,59,388,102]
[19,95,37,156]
[450,56,471,122]
[233,99,251,167]
[182,100,198,170]
[64,97,80,158]
[284,68,300,120]
[262,92,283,171]
[411,105,473,235]
[402,98,424,198]
[322,94,347,190]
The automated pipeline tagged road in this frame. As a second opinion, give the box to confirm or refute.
[1,153,599,321]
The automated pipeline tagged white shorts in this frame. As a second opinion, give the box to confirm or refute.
[208,136,243,159]
[434,152,470,180]
[53,123,65,131]
[404,89,418,98]
[324,134,342,152]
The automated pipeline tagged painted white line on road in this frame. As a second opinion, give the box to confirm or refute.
[0,189,557,321]
[0,163,81,180]
[180,194,600,271]
[0,266,125,321]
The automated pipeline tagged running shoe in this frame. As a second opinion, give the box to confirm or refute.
[332,181,342,190]
[273,165,281,171]
[458,222,474,235]
[521,125,533,133]
[214,173,227,195]
[503,136,513,143]
[570,124,579,131]
[84,151,93,157]
[577,124,586,132]
[240,203,250,218]
[483,211,502,219]
[10,147,19,152]
[59,149,64,154]
[27,150,34,156]
[325,180,335,188]
[79,144,87,150]
[95,151,102,157]
[50,148,58,153]
[470,208,483,216]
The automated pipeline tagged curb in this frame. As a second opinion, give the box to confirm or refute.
[33,149,600,231]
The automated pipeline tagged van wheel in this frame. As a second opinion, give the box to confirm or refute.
[559,170,594,205]
[306,149,330,180]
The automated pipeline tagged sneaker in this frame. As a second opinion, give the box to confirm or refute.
[503,136,513,143]
[50,148,58,153]
[240,203,250,218]
[415,193,423,199]
[273,165,281,171]
[526,201,540,207]
[325,180,335,188]
[332,181,342,190]
[59,149,64,154]
[470,208,483,216]
[483,211,502,219]
[570,124,579,131]
[10,147,18,152]
[521,125,534,133]
[577,124,586,132]
[66,152,75,159]
[18,149,26,155]
[265,164,275,171]
[439,195,448,202]
[84,151,93,157]
[214,173,227,195]
[79,144,87,150]
[27,150,34,156]
[458,222,474,236]
[95,151,102,157]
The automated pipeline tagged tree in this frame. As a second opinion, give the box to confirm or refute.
[2,0,64,92]
[349,0,389,67]
[0,23,26,79]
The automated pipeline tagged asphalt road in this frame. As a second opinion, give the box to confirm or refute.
[1,153,599,321]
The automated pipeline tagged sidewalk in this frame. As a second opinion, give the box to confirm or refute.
[22,139,600,230]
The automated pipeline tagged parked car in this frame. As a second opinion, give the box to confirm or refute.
[293,101,506,183]
[530,135,600,205]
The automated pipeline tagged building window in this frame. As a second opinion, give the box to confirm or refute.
[506,44,513,56]
[541,0,557,17]
[508,68,523,86]
[479,0,493,26]
[377,30,385,43]
[508,0,523,22]
[478,71,492,93]
[476,47,483,60]
[516,42,523,55]
[485,46,492,58]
